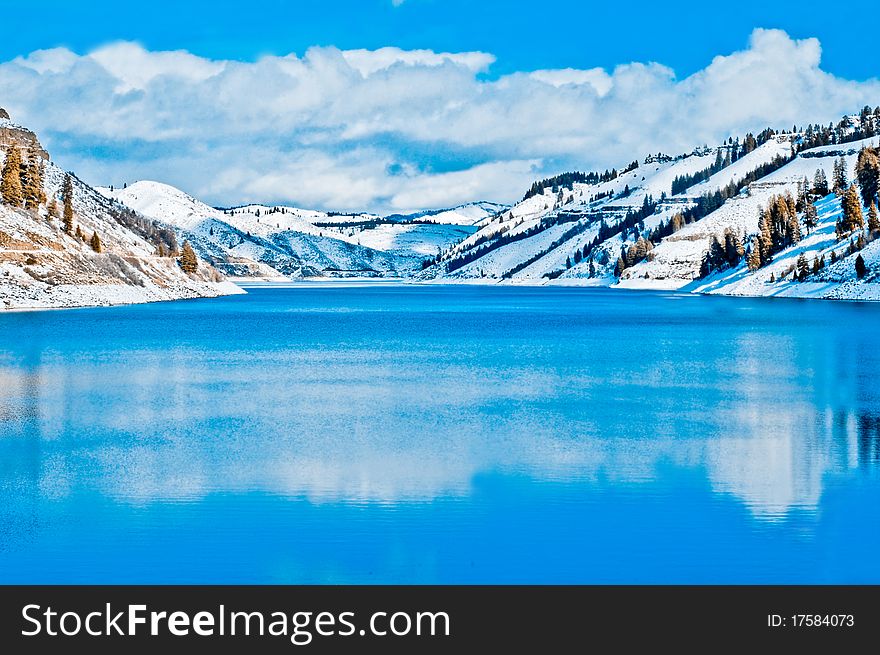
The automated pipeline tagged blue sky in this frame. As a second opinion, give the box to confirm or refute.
[2,0,874,80]
[0,1,877,212]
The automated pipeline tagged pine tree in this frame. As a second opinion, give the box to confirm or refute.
[813,168,829,197]
[855,147,880,208]
[784,191,797,219]
[62,174,74,234]
[47,197,59,218]
[796,253,810,280]
[670,213,684,233]
[833,155,849,194]
[855,253,867,279]
[746,241,762,271]
[723,228,744,265]
[1,146,24,206]
[804,202,818,234]
[158,243,167,258]
[74,225,84,241]
[786,211,801,245]
[90,232,102,253]
[868,202,880,234]
[22,146,45,210]
[701,235,727,276]
[838,186,864,238]
[812,257,821,275]
[180,240,198,273]
[757,208,773,264]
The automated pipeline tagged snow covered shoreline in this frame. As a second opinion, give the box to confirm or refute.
[235,275,880,303]
[0,279,244,311]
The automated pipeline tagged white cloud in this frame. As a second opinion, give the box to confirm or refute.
[341,47,495,76]
[1,29,878,213]
[529,67,613,96]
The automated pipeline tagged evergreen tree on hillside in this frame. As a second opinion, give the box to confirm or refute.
[22,146,45,210]
[856,147,880,208]
[1,146,23,206]
[796,253,810,280]
[868,202,880,235]
[89,232,102,253]
[757,208,774,265]
[180,240,198,273]
[837,186,865,238]
[670,213,685,233]
[723,228,744,265]
[47,197,59,218]
[748,193,806,271]
[804,202,818,235]
[746,242,762,271]
[833,155,849,194]
[855,253,867,279]
[62,174,74,234]
[813,168,829,197]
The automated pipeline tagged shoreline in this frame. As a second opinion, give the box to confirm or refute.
[6,274,880,311]
[1,279,244,312]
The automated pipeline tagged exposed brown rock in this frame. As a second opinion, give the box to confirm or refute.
[0,110,50,160]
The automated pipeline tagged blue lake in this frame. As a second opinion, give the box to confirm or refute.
[1,284,879,583]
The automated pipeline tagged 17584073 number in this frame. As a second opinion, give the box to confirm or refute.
[768,614,855,628]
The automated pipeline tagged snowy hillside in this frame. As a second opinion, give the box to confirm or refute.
[419,147,730,281]
[419,109,880,301]
[103,182,495,278]
[687,190,880,302]
[386,202,508,225]
[0,113,239,310]
[623,137,877,291]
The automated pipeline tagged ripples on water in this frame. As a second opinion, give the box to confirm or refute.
[0,285,878,582]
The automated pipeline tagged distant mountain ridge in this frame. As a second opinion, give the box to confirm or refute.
[101,182,506,279]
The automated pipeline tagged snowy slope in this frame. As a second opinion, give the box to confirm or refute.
[102,182,491,278]
[687,193,880,301]
[1,117,239,310]
[417,114,880,301]
[622,137,871,287]
[386,201,508,225]
[422,148,729,281]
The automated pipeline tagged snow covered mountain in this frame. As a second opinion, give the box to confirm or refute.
[0,111,239,310]
[101,182,502,279]
[420,109,880,301]
[8,99,880,306]
[385,202,509,225]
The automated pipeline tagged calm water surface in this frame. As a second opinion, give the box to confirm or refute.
[1,284,878,583]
